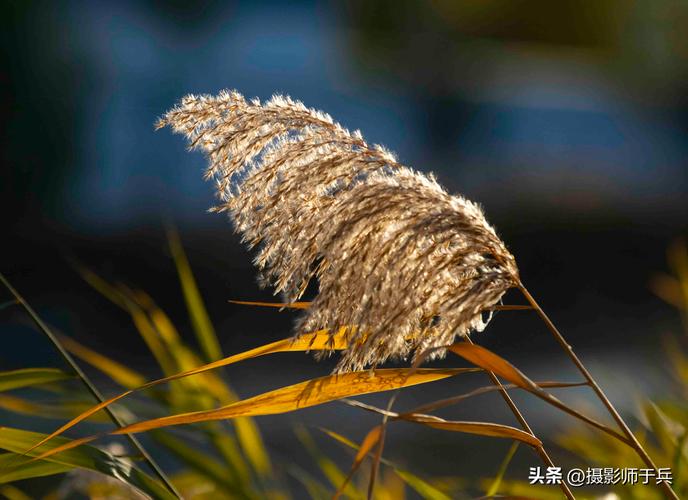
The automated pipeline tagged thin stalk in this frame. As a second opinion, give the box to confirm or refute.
[366,388,400,499]
[518,283,679,500]
[0,272,182,499]
[406,381,589,416]
[464,336,576,500]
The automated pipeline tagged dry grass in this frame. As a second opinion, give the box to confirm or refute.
[158,91,517,373]
[0,92,683,499]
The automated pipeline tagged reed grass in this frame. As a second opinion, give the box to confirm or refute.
[0,91,681,499]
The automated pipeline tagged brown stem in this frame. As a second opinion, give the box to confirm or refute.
[464,336,576,500]
[518,283,678,500]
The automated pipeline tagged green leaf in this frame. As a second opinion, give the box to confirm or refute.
[0,484,32,500]
[319,428,450,500]
[167,226,222,363]
[287,465,332,500]
[151,430,247,496]
[393,470,451,500]
[0,452,72,483]
[59,335,146,389]
[296,426,363,499]
[0,394,111,422]
[0,368,73,392]
[0,427,176,500]
[486,442,519,497]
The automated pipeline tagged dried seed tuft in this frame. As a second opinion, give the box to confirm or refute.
[159,91,519,372]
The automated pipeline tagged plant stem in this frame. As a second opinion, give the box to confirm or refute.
[518,283,679,500]
[464,336,576,499]
[0,272,182,499]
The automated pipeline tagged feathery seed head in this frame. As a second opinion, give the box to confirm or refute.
[158,90,519,372]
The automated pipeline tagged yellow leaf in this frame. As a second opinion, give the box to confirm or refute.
[116,368,469,432]
[233,416,271,477]
[0,395,111,423]
[167,226,222,362]
[0,368,73,392]
[229,300,310,309]
[34,368,469,460]
[400,414,541,447]
[447,343,537,392]
[334,426,382,499]
[59,335,146,389]
[25,329,348,458]
[319,427,451,500]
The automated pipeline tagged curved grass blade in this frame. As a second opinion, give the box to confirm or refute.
[406,381,588,416]
[76,266,177,377]
[340,400,542,447]
[136,293,273,478]
[295,425,363,499]
[0,484,32,500]
[0,272,180,499]
[233,416,271,479]
[0,368,73,392]
[287,464,332,500]
[486,441,519,497]
[0,453,72,483]
[0,394,111,423]
[400,414,542,447]
[394,470,451,500]
[447,342,630,444]
[167,226,222,363]
[0,300,18,311]
[34,368,474,460]
[58,335,147,389]
[0,427,176,500]
[25,328,349,457]
[150,431,247,496]
[334,426,382,499]
[319,428,452,500]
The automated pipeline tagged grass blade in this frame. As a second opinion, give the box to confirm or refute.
[486,442,519,497]
[167,226,222,362]
[0,394,111,423]
[319,428,451,500]
[393,470,450,500]
[25,328,349,457]
[342,400,541,447]
[0,484,32,500]
[406,381,588,415]
[0,368,73,392]
[126,272,274,478]
[334,426,382,499]
[296,425,363,499]
[0,427,177,500]
[399,414,541,447]
[150,430,248,496]
[447,342,630,444]
[0,453,72,483]
[113,368,475,433]
[33,368,473,460]
[77,267,178,377]
[58,335,147,389]
[0,272,181,499]
[233,416,272,478]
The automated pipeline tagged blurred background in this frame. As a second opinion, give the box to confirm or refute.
[2,0,687,493]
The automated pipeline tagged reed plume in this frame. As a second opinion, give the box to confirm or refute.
[158,91,519,372]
